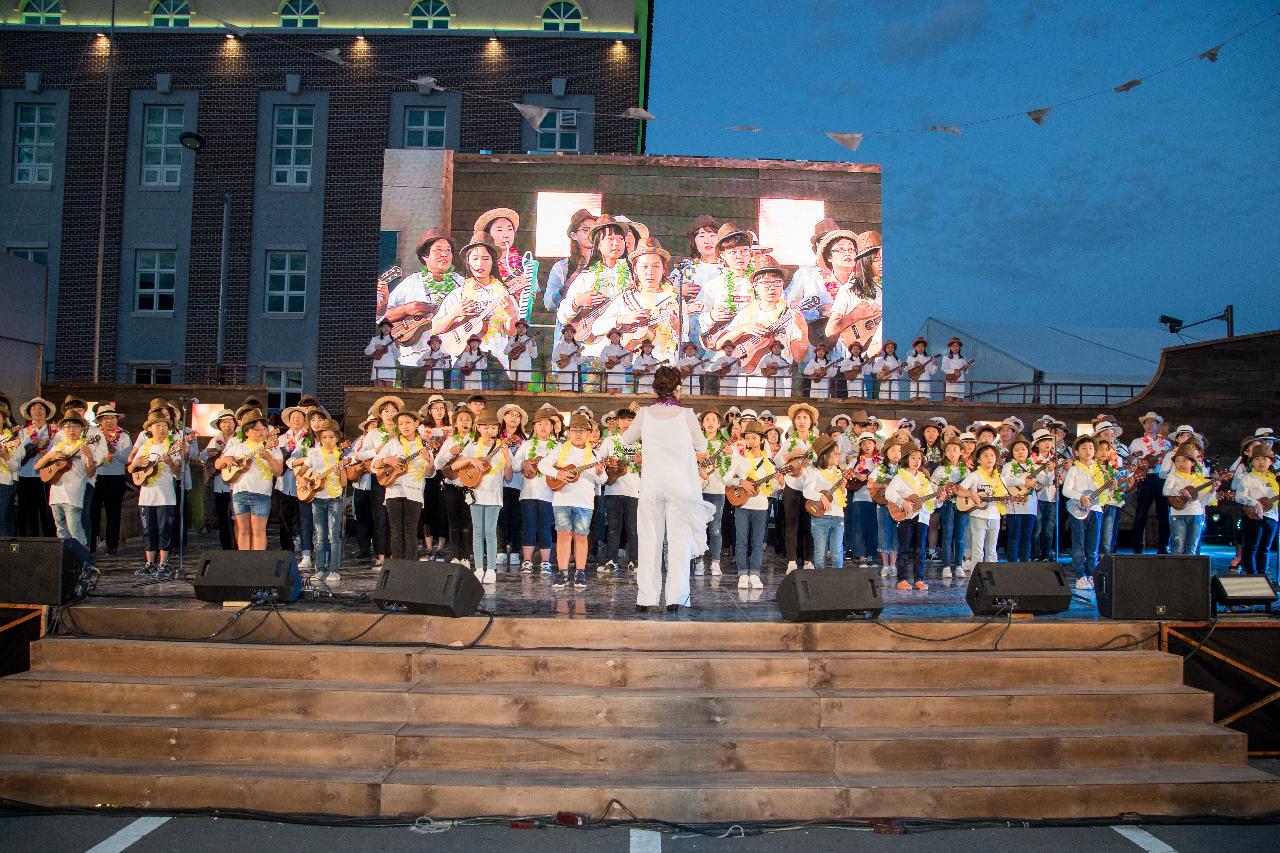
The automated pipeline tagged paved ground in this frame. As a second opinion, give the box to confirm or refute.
[3,814,1279,853]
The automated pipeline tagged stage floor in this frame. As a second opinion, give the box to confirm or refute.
[78,535,1250,623]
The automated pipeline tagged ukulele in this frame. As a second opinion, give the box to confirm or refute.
[39,435,102,485]
[604,446,641,485]
[888,482,955,523]
[730,296,820,373]
[297,441,354,501]
[1243,493,1276,521]
[375,447,426,488]
[556,343,582,369]
[1166,471,1232,510]
[456,440,504,489]
[875,360,904,382]
[545,449,632,492]
[945,358,976,383]
[804,469,861,518]
[130,448,182,487]
[220,434,280,485]
[508,335,531,361]
[724,460,797,508]
[1065,470,1122,520]
[907,354,939,381]
[955,485,1029,513]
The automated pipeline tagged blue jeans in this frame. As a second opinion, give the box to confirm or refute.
[734,507,768,575]
[1034,499,1059,560]
[1100,504,1121,555]
[470,503,502,572]
[1168,514,1204,556]
[811,515,844,569]
[1005,513,1036,563]
[232,491,272,517]
[311,497,344,574]
[1070,510,1102,578]
[848,500,878,560]
[553,505,593,535]
[139,505,174,554]
[520,499,554,550]
[935,502,965,568]
[297,495,315,555]
[52,502,88,548]
[876,504,898,553]
[1240,516,1278,576]
[0,482,14,537]
[703,493,725,562]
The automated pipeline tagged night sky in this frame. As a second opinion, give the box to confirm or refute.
[645,0,1280,344]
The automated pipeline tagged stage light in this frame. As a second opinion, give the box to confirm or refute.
[225,32,236,39]
[758,198,825,265]
[1213,575,1278,612]
[179,131,205,152]
[1159,314,1184,334]
[534,191,602,258]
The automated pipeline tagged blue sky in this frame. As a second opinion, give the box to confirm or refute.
[644,0,1280,345]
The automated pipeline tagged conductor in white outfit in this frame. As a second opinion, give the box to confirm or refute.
[619,366,716,612]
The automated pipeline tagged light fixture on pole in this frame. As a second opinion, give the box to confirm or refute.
[1158,305,1234,337]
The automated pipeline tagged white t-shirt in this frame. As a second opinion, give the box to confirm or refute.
[459,438,509,506]
[725,451,776,511]
[375,435,431,503]
[601,433,640,498]
[229,438,283,497]
[537,442,604,510]
[1001,460,1039,516]
[304,446,347,501]
[959,469,1006,520]
[44,437,91,507]
[135,435,178,507]
[514,438,556,502]
[886,468,934,524]
[800,466,847,518]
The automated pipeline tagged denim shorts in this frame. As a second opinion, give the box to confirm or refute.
[553,504,593,535]
[232,491,273,518]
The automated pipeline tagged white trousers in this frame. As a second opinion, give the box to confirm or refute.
[636,493,694,607]
[909,379,934,399]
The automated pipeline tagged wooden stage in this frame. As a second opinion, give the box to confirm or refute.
[1,592,1278,822]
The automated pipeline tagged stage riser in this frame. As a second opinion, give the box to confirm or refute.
[58,607,1162,652]
[31,641,1183,690]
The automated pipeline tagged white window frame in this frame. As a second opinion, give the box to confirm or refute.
[150,0,191,28]
[265,250,307,315]
[279,0,321,28]
[409,0,451,29]
[142,105,185,187]
[13,103,56,185]
[536,109,579,152]
[403,105,447,149]
[20,0,62,25]
[271,105,314,187]
[541,1,582,31]
[263,368,305,412]
[135,250,178,313]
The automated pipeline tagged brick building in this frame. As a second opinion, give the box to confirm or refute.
[0,0,651,410]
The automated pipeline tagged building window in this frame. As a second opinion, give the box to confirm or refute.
[7,246,49,267]
[537,109,578,152]
[266,251,307,314]
[264,369,304,411]
[410,0,450,29]
[13,103,56,185]
[142,105,184,187]
[20,0,61,25]
[135,250,177,313]
[279,0,321,28]
[150,0,191,27]
[542,1,581,31]
[271,105,314,186]
[403,106,446,149]
[133,365,174,385]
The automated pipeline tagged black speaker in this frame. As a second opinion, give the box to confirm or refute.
[775,568,883,622]
[1212,575,1278,610]
[370,560,485,617]
[966,562,1072,616]
[1096,555,1212,620]
[193,550,302,603]
[0,538,87,605]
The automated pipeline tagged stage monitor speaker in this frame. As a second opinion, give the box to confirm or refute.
[1212,575,1278,610]
[775,568,882,622]
[1096,555,1212,620]
[371,560,485,617]
[193,550,302,603]
[966,563,1071,616]
[0,538,88,606]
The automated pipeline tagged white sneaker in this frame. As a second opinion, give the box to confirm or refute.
[786,561,798,574]
[737,574,750,589]
[1075,576,1090,591]
[954,566,968,579]
[941,567,953,579]
[540,561,552,576]
[803,561,815,572]
[418,554,431,561]
[324,572,341,586]
[694,563,705,576]
[482,568,497,584]
[520,560,534,574]
[459,558,471,570]
[749,575,764,589]
[710,560,722,576]
[298,554,312,570]
[449,557,460,565]
[880,566,892,578]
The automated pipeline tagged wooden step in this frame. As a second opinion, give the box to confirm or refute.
[2,756,1275,820]
[30,638,1185,690]
[0,712,398,766]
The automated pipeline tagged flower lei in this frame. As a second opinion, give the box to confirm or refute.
[592,260,630,294]
[722,262,754,316]
[103,426,121,456]
[875,462,897,484]
[708,438,733,477]
[141,435,172,486]
[244,439,276,481]
[941,461,969,481]
[818,466,848,508]
[418,265,457,298]
[1252,469,1279,497]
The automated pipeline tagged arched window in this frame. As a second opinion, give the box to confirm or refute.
[20,0,62,25]
[279,0,321,28]
[541,1,581,32]
[410,0,451,30]
[150,0,191,28]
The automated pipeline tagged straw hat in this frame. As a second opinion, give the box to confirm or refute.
[415,226,455,262]
[315,418,342,437]
[1138,411,1164,427]
[280,405,307,425]
[1072,434,1097,452]
[568,412,594,431]
[459,230,499,261]
[855,432,880,446]
[59,413,87,429]
[1249,444,1276,461]
[713,222,750,251]
[369,395,406,417]
[809,218,839,250]
[974,442,1001,461]
[615,215,649,244]
[94,406,124,422]
[1093,421,1123,438]
[830,414,851,427]
[1032,428,1054,444]
[815,229,859,271]
[395,409,423,424]
[19,396,55,421]
[1002,416,1025,433]
[61,393,88,412]
[238,408,268,430]
[855,230,882,261]
[628,236,670,266]
[474,207,520,234]
[788,402,819,425]
[749,254,784,281]
[473,409,499,427]
[567,208,596,235]
[589,214,625,240]
[811,434,838,462]
[744,421,770,438]
[688,213,719,238]
[208,408,235,426]
[497,403,529,430]
[959,431,978,443]
[532,405,558,426]
[1008,436,1032,454]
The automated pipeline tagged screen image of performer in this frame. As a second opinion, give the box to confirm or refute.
[544,209,596,314]
[666,214,718,346]
[381,227,462,369]
[555,215,633,363]
[475,207,533,317]
[697,223,756,355]
[592,237,681,366]
[430,231,518,379]
[705,255,808,398]
[820,228,882,360]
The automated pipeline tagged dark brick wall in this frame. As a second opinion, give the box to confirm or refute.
[0,29,642,409]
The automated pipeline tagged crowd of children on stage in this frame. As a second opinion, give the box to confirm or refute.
[2,388,1276,593]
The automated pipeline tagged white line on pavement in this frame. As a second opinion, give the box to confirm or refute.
[630,827,662,853]
[1112,825,1178,853]
[85,817,172,853]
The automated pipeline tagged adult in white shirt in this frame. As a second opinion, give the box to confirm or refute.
[0,406,19,537]
[785,218,839,329]
[455,336,488,392]
[89,407,132,555]
[620,368,714,610]
[551,324,584,392]
[381,227,463,367]
[756,340,792,398]
[15,396,57,537]
[629,339,661,394]
[1128,411,1172,555]
[706,342,741,397]
[505,319,539,390]
[215,409,284,551]
[835,343,868,399]
[365,320,400,387]
[803,344,836,399]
